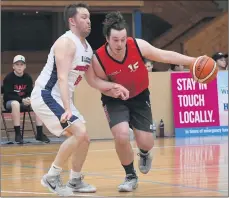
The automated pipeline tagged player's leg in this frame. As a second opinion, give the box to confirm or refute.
[32,89,95,195]
[5,100,23,143]
[31,92,74,196]
[49,120,95,193]
[134,130,154,174]
[129,93,154,174]
[65,104,96,193]
[41,135,77,196]
[103,101,138,192]
[44,116,95,193]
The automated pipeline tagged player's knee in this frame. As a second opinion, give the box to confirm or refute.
[136,132,154,150]
[114,131,129,145]
[71,122,90,144]
[11,101,20,111]
[112,123,130,145]
[78,131,90,144]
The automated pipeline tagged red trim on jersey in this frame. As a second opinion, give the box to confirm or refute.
[74,75,82,86]
[73,65,89,86]
[74,65,89,71]
[96,37,149,98]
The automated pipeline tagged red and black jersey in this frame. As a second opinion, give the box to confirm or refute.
[95,37,149,99]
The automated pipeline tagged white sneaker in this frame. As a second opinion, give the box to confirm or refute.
[118,174,138,192]
[67,175,96,193]
[41,174,73,196]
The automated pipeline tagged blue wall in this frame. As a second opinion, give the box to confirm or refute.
[134,10,142,38]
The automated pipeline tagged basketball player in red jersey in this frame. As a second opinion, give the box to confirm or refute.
[92,12,198,192]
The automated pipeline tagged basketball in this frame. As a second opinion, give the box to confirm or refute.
[190,55,218,84]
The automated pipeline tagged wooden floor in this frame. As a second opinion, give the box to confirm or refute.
[1,136,228,197]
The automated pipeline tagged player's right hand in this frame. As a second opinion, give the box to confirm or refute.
[113,84,129,100]
[119,88,129,100]
[61,109,72,123]
[107,88,122,98]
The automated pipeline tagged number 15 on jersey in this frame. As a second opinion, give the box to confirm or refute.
[128,62,139,72]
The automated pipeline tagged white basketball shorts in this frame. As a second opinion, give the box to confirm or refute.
[31,87,85,137]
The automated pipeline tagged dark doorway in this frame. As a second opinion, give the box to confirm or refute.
[87,13,106,50]
[142,13,172,43]
[2,11,54,51]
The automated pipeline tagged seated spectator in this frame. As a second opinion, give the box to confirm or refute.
[144,59,159,72]
[145,60,154,72]
[168,64,184,72]
[3,55,50,143]
[212,52,228,70]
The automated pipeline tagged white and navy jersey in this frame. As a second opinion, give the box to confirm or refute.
[34,30,93,98]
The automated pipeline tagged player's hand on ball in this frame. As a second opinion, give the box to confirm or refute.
[61,109,72,123]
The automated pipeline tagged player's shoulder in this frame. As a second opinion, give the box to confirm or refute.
[133,38,151,52]
[95,43,106,54]
[126,37,141,47]
[54,34,75,50]
[127,37,134,41]
[56,36,74,46]
[134,38,149,45]
[86,41,93,53]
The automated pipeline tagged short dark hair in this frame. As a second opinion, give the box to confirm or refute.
[102,11,127,37]
[63,3,89,28]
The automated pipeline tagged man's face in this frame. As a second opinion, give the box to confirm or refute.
[106,29,127,55]
[71,7,91,37]
[145,61,153,72]
[216,57,227,69]
[13,61,26,75]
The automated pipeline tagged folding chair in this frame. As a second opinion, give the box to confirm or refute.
[1,86,36,142]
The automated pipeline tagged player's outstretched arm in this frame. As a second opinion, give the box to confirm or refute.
[136,39,196,67]
[54,37,75,112]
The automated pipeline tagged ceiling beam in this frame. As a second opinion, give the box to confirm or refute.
[1,1,144,7]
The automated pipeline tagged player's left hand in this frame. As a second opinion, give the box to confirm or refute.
[61,109,72,123]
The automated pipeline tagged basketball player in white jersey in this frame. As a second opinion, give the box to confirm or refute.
[31,3,129,196]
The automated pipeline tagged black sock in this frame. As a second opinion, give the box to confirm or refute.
[122,162,136,176]
[14,126,21,136]
[140,149,148,154]
[36,126,43,137]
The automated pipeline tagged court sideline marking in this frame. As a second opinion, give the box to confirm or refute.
[1,190,103,197]
[1,142,227,157]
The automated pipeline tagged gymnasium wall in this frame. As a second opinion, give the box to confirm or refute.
[74,72,174,139]
[183,12,228,57]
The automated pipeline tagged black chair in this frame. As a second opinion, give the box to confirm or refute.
[1,86,36,142]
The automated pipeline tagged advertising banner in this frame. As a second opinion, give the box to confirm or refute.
[217,71,228,127]
[171,72,228,137]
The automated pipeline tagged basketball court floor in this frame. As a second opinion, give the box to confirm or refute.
[1,135,228,197]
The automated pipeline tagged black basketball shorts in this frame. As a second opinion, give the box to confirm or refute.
[102,89,153,133]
